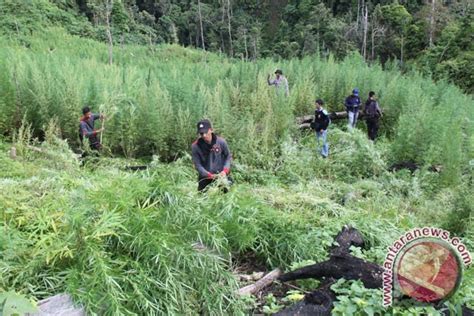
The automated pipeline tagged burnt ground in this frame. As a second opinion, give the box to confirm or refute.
[232,251,306,315]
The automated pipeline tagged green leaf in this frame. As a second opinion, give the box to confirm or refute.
[1,292,37,316]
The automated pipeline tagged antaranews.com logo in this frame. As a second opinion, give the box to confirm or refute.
[383,227,472,307]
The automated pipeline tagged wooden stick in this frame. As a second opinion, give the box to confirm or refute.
[237,268,282,296]
[100,116,105,145]
[27,145,43,152]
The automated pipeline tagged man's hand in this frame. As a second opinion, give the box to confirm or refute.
[218,171,227,177]
[97,127,105,133]
[320,129,324,133]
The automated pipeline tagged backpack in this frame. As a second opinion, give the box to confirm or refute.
[365,100,380,118]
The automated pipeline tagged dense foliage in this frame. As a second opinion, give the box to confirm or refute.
[0,6,473,315]
[0,0,473,93]
[1,129,473,315]
[0,30,472,189]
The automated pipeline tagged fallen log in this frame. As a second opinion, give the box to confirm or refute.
[124,165,148,171]
[237,272,265,282]
[27,145,44,153]
[237,268,282,296]
[388,161,443,174]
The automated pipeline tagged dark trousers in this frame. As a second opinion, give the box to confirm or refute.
[80,139,101,158]
[366,118,379,141]
[198,176,233,192]
[198,178,215,191]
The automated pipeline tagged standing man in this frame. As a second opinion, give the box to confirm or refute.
[267,69,289,97]
[364,91,383,141]
[191,119,232,192]
[345,88,361,130]
[312,99,330,158]
[79,106,105,151]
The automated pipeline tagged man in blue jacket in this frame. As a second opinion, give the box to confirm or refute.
[191,119,232,191]
[79,106,105,151]
[345,88,361,130]
[312,99,330,158]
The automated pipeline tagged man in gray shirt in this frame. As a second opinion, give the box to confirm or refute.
[267,69,289,97]
[191,119,232,191]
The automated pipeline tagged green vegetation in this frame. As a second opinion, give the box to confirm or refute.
[0,29,472,188]
[0,9,473,315]
[1,121,473,314]
[1,0,473,93]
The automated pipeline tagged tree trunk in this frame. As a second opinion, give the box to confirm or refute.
[356,0,361,26]
[220,1,226,53]
[243,28,248,60]
[371,26,375,60]
[226,0,233,57]
[237,268,282,296]
[362,5,368,60]
[105,0,113,65]
[197,0,205,50]
[429,0,435,47]
[400,35,404,65]
[252,36,257,60]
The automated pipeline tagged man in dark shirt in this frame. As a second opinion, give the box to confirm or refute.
[363,91,383,141]
[312,99,330,158]
[345,88,361,130]
[191,119,232,191]
[79,106,105,151]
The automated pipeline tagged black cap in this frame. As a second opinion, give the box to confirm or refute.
[315,99,324,105]
[82,106,91,115]
[197,119,212,134]
[275,69,283,75]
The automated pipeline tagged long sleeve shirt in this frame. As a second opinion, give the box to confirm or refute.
[314,108,330,131]
[345,95,361,112]
[191,134,232,179]
[80,114,101,138]
[364,99,382,118]
[268,76,289,96]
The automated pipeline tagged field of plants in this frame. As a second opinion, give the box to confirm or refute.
[0,29,473,315]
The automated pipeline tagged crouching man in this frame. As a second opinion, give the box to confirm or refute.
[191,119,232,192]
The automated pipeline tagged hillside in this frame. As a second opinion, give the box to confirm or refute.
[1,0,473,93]
[0,19,473,316]
[1,127,473,315]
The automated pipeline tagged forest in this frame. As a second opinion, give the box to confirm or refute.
[1,0,473,93]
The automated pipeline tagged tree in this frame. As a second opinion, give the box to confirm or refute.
[380,3,412,64]
[87,0,114,64]
[197,0,205,50]
[369,4,386,61]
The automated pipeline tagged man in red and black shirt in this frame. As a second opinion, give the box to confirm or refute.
[79,106,105,151]
[191,119,232,192]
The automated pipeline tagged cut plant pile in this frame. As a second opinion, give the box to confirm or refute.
[1,134,472,315]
